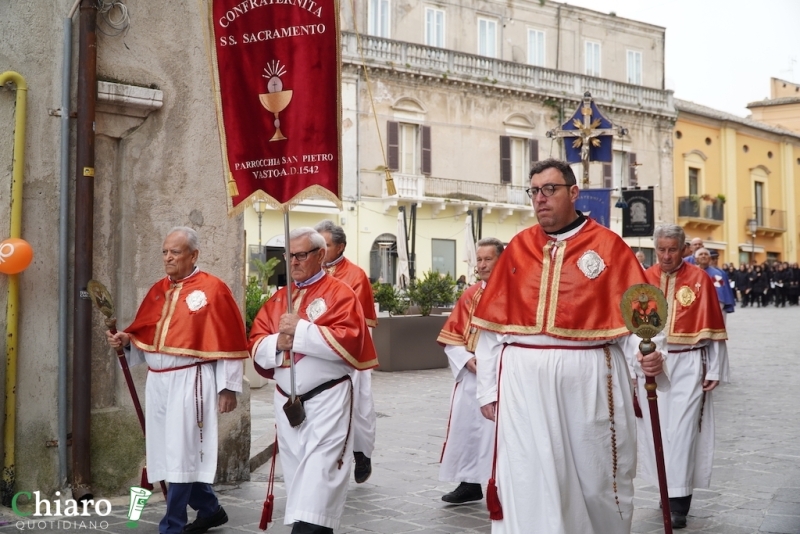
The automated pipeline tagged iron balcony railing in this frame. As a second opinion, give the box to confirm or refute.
[745,206,786,231]
[677,196,725,222]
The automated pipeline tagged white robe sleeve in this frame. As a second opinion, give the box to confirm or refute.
[476,331,503,407]
[703,340,729,383]
[253,333,283,371]
[123,343,146,368]
[444,344,473,382]
[215,358,243,394]
[292,319,348,362]
[620,332,670,391]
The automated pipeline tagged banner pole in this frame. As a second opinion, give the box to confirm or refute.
[283,210,297,403]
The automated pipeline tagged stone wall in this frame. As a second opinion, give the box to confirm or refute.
[0,0,249,497]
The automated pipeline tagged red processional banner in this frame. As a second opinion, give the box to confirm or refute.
[208,0,342,213]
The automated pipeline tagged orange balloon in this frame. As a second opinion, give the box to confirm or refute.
[0,238,34,274]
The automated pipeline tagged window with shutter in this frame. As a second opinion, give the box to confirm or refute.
[603,162,612,189]
[628,152,638,187]
[387,121,399,171]
[500,136,511,183]
[421,125,432,175]
[529,139,539,170]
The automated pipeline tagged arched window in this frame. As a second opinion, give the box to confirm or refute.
[369,233,397,284]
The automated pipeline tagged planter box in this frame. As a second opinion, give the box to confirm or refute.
[373,314,449,371]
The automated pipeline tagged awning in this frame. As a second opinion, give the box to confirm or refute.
[738,243,765,253]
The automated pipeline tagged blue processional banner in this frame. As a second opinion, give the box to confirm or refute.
[575,188,612,228]
[561,100,614,164]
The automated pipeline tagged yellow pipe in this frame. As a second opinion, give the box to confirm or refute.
[0,71,27,503]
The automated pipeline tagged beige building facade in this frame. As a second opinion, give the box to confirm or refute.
[250,0,676,282]
[674,99,800,265]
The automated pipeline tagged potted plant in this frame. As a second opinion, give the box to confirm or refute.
[406,270,457,316]
[712,194,726,220]
[685,194,701,217]
[245,257,280,336]
[372,282,408,316]
[371,270,454,371]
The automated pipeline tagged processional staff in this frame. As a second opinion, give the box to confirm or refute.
[621,283,673,534]
[546,91,628,187]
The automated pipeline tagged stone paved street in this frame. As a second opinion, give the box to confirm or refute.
[1,306,799,533]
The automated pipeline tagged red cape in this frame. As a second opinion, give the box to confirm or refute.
[325,256,378,328]
[126,271,248,360]
[248,273,379,378]
[437,283,483,352]
[645,261,727,345]
[472,219,648,340]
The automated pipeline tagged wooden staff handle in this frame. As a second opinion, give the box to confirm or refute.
[641,341,673,534]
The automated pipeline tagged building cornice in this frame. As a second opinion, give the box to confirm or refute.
[342,33,676,120]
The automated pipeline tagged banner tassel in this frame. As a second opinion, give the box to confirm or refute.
[633,389,643,418]
[384,169,397,196]
[487,478,503,520]
[226,173,239,197]
[259,431,278,530]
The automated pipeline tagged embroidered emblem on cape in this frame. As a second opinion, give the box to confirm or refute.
[185,290,207,312]
[676,286,696,307]
[306,298,327,323]
[577,250,605,279]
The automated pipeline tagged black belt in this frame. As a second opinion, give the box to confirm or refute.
[275,375,351,404]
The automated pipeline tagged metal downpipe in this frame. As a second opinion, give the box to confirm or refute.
[58,0,80,490]
[0,71,28,506]
[71,0,97,502]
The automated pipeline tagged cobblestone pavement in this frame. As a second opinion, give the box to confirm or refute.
[1,306,798,533]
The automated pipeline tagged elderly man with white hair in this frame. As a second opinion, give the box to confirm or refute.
[106,226,248,534]
[249,227,379,534]
[639,225,730,530]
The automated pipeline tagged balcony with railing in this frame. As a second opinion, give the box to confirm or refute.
[745,206,786,235]
[364,171,532,217]
[677,196,725,229]
[340,32,676,117]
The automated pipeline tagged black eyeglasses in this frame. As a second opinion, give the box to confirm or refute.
[525,184,570,199]
[284,247,320,261]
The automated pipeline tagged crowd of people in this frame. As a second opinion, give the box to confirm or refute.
[722,262,800,307]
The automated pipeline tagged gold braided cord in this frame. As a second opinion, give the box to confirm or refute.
[348,0,397,196]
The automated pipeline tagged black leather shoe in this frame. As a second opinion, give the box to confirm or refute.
[442,482,483,504]
[671,512,687,529]
[183,506,228,534]
[354,451,372,484]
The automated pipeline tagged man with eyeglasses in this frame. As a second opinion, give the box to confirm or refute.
[314,220,379,485]
[472,159,665,534]
[249,227,379,534]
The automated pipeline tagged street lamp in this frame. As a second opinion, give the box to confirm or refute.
[747,218,758,264]
[253,199,267,247]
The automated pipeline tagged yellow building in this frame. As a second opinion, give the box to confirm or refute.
[674,99,800,265]
[747,77,800,134]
